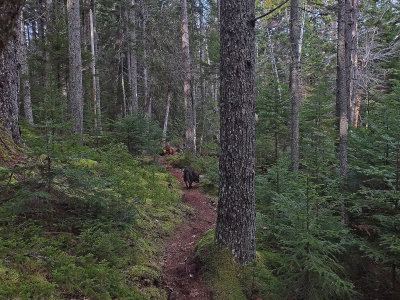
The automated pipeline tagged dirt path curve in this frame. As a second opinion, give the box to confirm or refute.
[160,159,217,299]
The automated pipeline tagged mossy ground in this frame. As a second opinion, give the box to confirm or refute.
[0,124,24,162]
[195,230,284,300]
[0,133,188,299]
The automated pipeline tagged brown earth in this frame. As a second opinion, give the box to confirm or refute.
[160,159,217,300]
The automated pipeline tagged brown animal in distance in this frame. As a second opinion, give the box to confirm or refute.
[161,143,174,156]
[183,166,199,189]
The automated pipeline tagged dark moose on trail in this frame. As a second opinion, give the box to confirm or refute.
[0,0,399,299]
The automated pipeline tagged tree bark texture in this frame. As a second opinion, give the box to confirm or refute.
[67,0,84,134]
[0,13,22,143]
[141,0,149,113]
[181,0,196,153]
[0,0,25,55]
[89,1,102,132]
[20,15,34,125]
[216,0,256,264]
[44,0,53,88]
[128,0,138,113]
[346,0,358,126]
[337,0,348,177]
[290,0,301,173]
[162,89,172,147]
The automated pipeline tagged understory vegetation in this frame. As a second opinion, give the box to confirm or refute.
[0,126,187,299]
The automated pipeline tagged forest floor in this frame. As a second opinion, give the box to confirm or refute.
[160,158,217,300]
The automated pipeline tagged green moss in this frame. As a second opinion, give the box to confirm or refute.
[69,158,98,169]
[195,230,247,300]
[0,124,23,162]
[195,230,283,300]
[0,141,188,299]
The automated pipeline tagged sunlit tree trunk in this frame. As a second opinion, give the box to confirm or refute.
[216,0,256,265]
[181,0,196,153]
[162,89,172,147]
[67,0,84,134]
[89,0,102,132]
[346,0,358,126]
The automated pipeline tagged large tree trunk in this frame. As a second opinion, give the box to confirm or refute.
[181,0,196,153]
[216,0,256,265]
[0,13,22,143]
[337,0,348,178]
[0,0,25,55]
[67,0,84,134]
[290,0,301,173]
[20,15,34,125]
[89,0,102,132]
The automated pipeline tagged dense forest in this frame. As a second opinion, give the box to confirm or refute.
[0,0,399,299]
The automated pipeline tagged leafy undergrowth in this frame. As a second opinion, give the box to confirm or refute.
[195,230,283,300]
[0,138,187,299]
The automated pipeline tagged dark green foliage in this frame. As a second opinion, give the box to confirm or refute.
[347,75,400,295]
[165,151,196,169]
[255,157,355,299]
[115,113,163,155]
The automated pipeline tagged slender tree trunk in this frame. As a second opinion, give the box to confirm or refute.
[346,0,358,126]
[121,54,127,117]
[198,0,207,154]
[45,0,53,88]
[141,0,149,113]
[216,0,256,265]
[290,0,301,173]
[266,28,282,100]
[181,0,196,153]
[67,0,84,134]
[146,95,152,118]
[89,1,102,132]
[162,89,172,147]
[298,0,306,64]
[353,92,361,127]
[0,13,21,143]
[20,15,34,125]
[337,0,348,178]
[127,0,138,113]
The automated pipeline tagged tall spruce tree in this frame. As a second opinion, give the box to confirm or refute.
[216,0,256,264]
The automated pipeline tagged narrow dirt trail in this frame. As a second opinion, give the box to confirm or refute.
[160,159,217,300]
